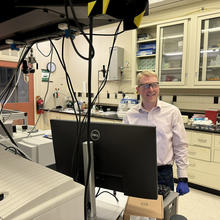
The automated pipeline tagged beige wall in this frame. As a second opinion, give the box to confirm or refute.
[33,0,220,124]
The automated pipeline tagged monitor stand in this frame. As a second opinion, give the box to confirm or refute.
[82,141,96,219]
[82,142,125,220]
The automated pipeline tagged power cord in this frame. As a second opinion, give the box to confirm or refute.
[95,189,119,203]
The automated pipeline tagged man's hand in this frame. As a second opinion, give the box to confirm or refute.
[176,178,190,195]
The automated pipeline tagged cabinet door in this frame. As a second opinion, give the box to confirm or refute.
[156,20,188,86]
[136,24,157,72]
[195,13,220,85]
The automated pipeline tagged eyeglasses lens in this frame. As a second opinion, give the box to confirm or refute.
[141,82,159,89]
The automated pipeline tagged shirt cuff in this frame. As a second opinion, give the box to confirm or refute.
[177,168,188,178]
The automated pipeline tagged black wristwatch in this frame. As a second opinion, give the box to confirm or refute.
[178,177,188,183]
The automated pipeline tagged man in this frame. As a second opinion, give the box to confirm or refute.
[123,71,189,195]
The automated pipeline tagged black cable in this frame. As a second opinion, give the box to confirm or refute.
[60,36,80,123]
[95,190,119,203]
[81,20,122,123]
[49,39,85,186]
[93,20,122,104]
[49,39,80,120]
[0,121,29,160]
[67,0,95,59]
[116,208,125,220]
[95,187,101,197]
[64,3,95,60]
[27,41,54,136]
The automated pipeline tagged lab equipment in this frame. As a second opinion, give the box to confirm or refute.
[1,109,28,129]
[17,135,55,166]
[117,97,138,118]
[108,47,124,81]
[0,147,84,220]
[0,127,55,167]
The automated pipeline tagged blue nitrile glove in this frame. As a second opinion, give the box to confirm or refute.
[176,178,190,195]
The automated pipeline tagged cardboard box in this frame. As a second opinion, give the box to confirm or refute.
[123,195,163,220]
[123,192,179,220]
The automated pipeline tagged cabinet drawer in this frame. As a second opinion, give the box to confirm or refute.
[188,158,220,176]
[188,145,211,161]
[191,132,212,147]
[188,169,220,190]
[214,149,220,163]
[214,134,220,149]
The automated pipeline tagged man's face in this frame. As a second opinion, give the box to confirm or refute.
[136,75,159,105]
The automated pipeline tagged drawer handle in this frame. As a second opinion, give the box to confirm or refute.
[188,151,196,156]
[197,138,207,143]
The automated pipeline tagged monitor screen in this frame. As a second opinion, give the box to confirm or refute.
[50,119,158,199]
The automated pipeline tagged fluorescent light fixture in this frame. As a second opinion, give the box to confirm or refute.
[162,34,183,40]
[163,52,182,56]
[201,27,220,33]
[200,49,220,53]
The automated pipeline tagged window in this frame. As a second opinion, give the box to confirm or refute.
[0,67,28,103]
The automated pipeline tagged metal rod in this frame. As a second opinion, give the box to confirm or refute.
[83,141,96,219]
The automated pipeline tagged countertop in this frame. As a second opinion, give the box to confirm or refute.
[44,108,220,133]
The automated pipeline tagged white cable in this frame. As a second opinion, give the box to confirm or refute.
[4,68,22,105]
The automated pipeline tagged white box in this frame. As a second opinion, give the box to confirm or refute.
[108,46,124,81]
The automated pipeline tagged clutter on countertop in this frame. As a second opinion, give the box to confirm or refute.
[117,96,138,119]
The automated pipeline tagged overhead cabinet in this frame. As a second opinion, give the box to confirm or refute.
[133,18,189,87]
[195,12,220,85]
[136,25,157,72]
[156,20,188,86]
[133,11,220,88]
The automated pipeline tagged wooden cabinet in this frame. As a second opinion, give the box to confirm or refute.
[174,129,220,191]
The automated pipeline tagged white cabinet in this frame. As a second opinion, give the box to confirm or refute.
[136,25,157,73]
[133,19,189,87]
[156,19,188,86]
[195,12,220,85]
[133,11,220,89]
[174,130,220,191]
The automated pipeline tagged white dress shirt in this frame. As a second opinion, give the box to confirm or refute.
[123,100,188,178]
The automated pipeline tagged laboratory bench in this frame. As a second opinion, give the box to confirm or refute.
[38,108,220,195]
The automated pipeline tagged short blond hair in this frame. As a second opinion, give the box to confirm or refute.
[136,71,158,85]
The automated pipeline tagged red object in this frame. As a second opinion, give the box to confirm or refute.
[36,96,44,114]
[205,110,219,125]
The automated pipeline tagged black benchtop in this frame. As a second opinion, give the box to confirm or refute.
[45,108,220,133]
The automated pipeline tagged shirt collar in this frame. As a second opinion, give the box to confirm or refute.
[138,99,161,113]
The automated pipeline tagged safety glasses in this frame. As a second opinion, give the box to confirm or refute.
[138,82,159,89]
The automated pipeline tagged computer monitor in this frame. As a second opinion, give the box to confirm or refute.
[50,119,158,199]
